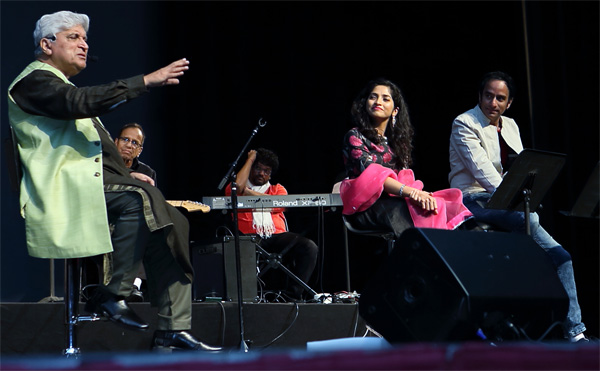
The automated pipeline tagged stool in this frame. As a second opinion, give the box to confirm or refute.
[341,215,396,292]
[7,127,102,356]
[64,258,101,356]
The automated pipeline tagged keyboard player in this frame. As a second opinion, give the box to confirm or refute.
[225,148,318,301]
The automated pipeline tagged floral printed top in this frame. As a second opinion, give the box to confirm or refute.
[342,128,397,179]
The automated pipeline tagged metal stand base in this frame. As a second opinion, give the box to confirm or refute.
[63,258,101,357]
[39,259,64,303]
[256,244,317,298]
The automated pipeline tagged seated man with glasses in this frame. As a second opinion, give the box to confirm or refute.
[115,123,157,185]
[225,148,318,301]
[113,122,157,302]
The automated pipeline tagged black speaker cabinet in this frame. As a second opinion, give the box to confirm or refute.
[192,235,258,302]
[191,239,224,301]
[359,228,569,343]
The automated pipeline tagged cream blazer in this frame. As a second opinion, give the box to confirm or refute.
[449,105,524,194]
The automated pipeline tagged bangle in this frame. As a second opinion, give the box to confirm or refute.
[399,184,406,197]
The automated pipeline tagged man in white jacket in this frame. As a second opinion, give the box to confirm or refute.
[448,71,587,343]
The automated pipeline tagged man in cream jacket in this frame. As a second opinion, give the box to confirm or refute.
[449,71,587,343]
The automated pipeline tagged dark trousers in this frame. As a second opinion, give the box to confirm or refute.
[104,191,192,330]
[344,195,414,240]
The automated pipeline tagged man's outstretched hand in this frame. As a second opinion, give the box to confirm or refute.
[144,58,190,87]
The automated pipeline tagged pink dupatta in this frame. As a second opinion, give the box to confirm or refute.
[340,164,472,230]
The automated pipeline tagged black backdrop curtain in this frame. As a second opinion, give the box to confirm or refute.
[1,0,597,336]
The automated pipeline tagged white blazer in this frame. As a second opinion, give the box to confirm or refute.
[449,105,524,194]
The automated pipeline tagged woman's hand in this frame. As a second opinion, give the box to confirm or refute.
[408,189,438,214]
[143,58,190,87]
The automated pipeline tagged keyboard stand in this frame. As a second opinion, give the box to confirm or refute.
[255,243,318,300]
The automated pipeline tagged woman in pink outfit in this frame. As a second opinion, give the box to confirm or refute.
[341,78,473,239]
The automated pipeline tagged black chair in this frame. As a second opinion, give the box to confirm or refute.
[5,127,100,356]
[341,215,396,292]
[331,181,397,292]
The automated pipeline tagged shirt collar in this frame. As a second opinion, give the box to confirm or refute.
[474,104,494,128]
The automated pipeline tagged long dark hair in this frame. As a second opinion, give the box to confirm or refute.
[350,78,414,169]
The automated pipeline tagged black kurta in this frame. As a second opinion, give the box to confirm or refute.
[131,157,157,184]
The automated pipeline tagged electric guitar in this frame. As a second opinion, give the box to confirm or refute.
[166,200,211,213]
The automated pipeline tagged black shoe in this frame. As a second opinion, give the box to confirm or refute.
[125,287,144,302]
[152,330,222,352]
[84,287,149,331]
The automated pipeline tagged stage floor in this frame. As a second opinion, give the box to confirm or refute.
[1,338,598,370]
[1,301,367,354]
[1,302,598,370]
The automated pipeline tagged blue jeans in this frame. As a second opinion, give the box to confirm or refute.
[463,192,586,337]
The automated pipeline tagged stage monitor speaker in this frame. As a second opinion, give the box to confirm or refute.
[359,228,568,343]
[191,239,224,301]
[223,235,258,302]
[191,235,258,302]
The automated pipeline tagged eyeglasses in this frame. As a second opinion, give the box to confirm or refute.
[118,137,142,149]
[252,165,272,176]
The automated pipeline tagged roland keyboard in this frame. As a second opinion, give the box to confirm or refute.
[202,193,343,210]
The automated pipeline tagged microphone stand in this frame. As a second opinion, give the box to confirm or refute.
[217,118,266,352]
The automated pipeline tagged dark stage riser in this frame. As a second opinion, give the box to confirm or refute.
[0,302,366,355]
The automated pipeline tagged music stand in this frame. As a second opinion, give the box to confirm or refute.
[561,161,599,219]
[486,149,566,235]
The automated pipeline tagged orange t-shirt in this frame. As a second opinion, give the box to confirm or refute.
[225,183,288,234]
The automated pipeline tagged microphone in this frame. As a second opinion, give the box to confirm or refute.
[88,55,99,62]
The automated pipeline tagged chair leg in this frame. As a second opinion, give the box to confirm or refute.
[63,258,81,356]
[343,225,351,292]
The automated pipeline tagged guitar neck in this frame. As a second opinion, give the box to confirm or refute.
[166,200,211,213]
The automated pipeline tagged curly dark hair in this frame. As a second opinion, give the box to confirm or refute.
[255,148,279,174]
[350,78,414,170]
